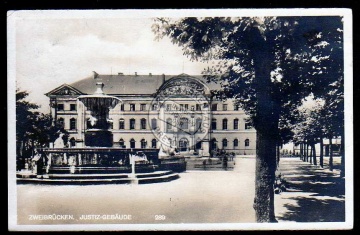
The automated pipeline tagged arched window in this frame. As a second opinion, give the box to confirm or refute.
[130,118,135,130]
[222,118,228,130]
[119,138,125,148]
[58,118,64,129]
[233,118,239,130]
[196,139,202,150]
[151,139,157,148]
[222,138,228,148]
[245,138,250,147]
[141,139,147,148]
[130,138,136,148]
[211,138,217,150]
[166,118,172,131]
[233,138,239,148]
[179,118,188,129]
[151,118,157,130]
[70,118,76,130]
[196,118,202,130]
[70,137,76,147]
[211,118,217,130]
[141,118,147,129]
[119,118,125,129]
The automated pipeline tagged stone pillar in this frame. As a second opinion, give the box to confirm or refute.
[76,99,84,147]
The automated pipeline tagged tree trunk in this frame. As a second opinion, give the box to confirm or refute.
[340,133,345,177]
[320,137,324,168]
[300,143,303,160]
[251,29,278,223]
[305,142,309,162]
[276,144,281,168]
[329,137,333,171]
[312,143,317,166]
[309,143,313,164]
[254,129,278,222]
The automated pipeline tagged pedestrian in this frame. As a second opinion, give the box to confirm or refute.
[222,155,228,170]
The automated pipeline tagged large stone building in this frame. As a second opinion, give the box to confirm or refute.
[45,72,256,156]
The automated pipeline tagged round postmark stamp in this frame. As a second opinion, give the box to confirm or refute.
[148,76,211,152]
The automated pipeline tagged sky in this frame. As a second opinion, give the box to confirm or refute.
[13,13,209,113]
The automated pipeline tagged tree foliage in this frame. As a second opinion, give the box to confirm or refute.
[153,16,344,222]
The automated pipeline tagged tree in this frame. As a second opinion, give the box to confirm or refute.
[16,89,39,157]
[16,89,67,159]
[153,16,343,222]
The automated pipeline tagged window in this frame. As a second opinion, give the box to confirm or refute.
[119,139,125,148]
[222,139,228,148]
[120,104,125,111]
[70,118,76,130]
[151,139,157,148]
[234,118,239,130]
[211,138,217,150]
[166,104,172,111]
[119,118,125,129]
[141,139,146,148]
[211,118,217,130]
[166,118,172,131]
[70,138,76,147]
[141,118,146,129]
[223,104,228,111]
[234,139,239,148]
[234,104,239,111]
[245,139,250,147]
[140,104,146,111]
[180,104,184,111]
[58,118,64,128]
[130,138,135,148]
[191,106,195,111]
[86,118,91,129]
[196,104,201,111]
[245,122,252,129]
[179,118,188,129]
[196,140,202,150]
[184,104,189,110]
[223,118,228,130]
[70,104,76,111]
[211,103,217,111]
[130,119,135,130]
[151,118,157,130]
[196,118,202,130]
[152,104,157,111]
[57,104,64,111]
[130,104,135,111]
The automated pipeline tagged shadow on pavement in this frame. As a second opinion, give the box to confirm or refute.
[278,197,345,222]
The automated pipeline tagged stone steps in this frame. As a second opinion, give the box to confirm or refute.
[16,170,179,185]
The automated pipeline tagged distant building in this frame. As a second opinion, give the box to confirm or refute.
[45,72,256,155]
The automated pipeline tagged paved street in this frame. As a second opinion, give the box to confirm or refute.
[16,156,345,225]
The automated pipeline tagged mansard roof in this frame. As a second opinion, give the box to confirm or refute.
[46,73,221,96]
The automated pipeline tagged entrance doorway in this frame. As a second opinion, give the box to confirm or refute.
[179,138,188,152]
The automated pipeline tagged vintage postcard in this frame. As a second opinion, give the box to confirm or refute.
[7,9,353,231]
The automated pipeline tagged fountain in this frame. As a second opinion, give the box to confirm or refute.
[16,82,184,184]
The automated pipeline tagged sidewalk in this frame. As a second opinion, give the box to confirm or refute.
[275,157,345,222]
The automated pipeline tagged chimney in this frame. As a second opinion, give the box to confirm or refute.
[149,73,152,76]
[162,74,165,83]
[94,82,105,95]
[118,72,124,76]
[135,72,138,76]
[92,71,99,79]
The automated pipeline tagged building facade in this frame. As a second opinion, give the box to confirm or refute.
[45,72,256,155]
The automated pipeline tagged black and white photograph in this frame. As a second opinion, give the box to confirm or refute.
[7,9,353,231]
